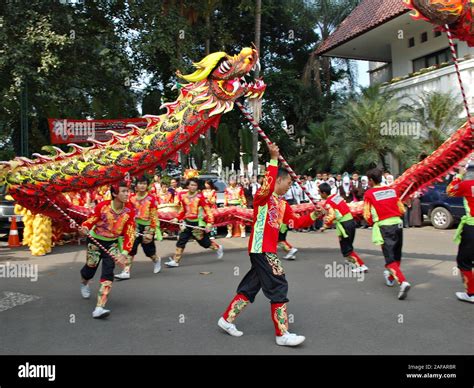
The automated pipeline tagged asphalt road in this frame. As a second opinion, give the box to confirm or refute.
[0,227,472,355]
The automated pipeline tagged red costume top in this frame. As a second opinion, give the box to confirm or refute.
[363,186,405,225]
[156,189,174,205]
[82,200,136,253]
[322,193,352,228]
[202,189,217,209]
[248,159,316,254]
[447,175,474,216]
[176,191,214,224]
[224,185,247,207]
[129,192,158,228]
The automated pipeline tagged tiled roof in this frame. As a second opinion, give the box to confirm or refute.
[315,0,408,56]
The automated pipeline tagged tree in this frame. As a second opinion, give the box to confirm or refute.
[291,120,336,173]
[405,91,465,153]
[312,0,361,98]
[0,0,139,157]
[330,85,418,172]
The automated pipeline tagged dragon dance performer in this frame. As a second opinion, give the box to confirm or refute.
[447,163,474,303]
[156,181,174,205]
[363,168,410,300]
[115,176,161,280]
[218,143,319,346]
[170,178,185,204]
[224,178,247,238]
[202,180,218,239]
[79,181,135,318]
[319,183,368,273]
[165,178,223,267]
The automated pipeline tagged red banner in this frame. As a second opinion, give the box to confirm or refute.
[48,118,149,144]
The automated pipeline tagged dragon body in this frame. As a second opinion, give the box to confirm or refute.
[0,47,265,219]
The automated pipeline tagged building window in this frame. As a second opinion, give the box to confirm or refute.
[412,46,456,72]
[434,30,442,38]
[421,32,428,43]
[408,37,415,47]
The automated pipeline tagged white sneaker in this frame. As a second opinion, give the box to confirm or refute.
[240,232,246,238]
[383,270,395,287]
[165,258,179,267]
[92,306,110,319]
[284,248,298,260]
[218,317,243,337]
[216,245,224,260]
[351,264,368,273]
[153,257,162,273]
[114,271,130,280]
[80,284,90,299]
[226,232,232,238]
[398,281,411,300]
[276,332,306,346]
[455,292,474,303]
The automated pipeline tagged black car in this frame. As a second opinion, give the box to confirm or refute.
[419,175,465,229]
[0,184,23,237]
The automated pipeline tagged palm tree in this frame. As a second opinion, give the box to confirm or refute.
[291,120,336,173]
[405,91,465,153]
[311,0,361,95]
[331,85,416,172]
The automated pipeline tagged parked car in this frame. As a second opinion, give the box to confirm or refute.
[419,175,465,229]
[0,184,23,237]
[197,174,227,207]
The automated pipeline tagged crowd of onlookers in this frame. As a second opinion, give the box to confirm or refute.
[227,170,423,230]
[70,169,421,231]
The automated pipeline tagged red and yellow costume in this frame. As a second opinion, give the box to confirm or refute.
[202,188,217,209]
[82,200,136,253]
[172,191,219,263]
[221,159,317,338]
[224,185,247,236]
[80,200,135,308]
[122,192,160,273]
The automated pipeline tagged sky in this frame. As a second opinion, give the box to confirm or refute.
[357,60,370,88]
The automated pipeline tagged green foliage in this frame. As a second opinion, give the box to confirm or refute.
[405,91,465,152]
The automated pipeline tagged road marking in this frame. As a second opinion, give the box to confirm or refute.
[0,291,40,312]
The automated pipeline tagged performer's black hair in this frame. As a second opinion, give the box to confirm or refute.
[110,180,129,198]
[204,180,216,190]
[186,178,199,187]
[367,168,383,184]
[318,183,331,195]
[136,175,150,184]
[277,168,290,179]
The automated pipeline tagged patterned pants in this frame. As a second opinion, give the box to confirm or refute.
[237,253,289,304]
[80,237,119,282]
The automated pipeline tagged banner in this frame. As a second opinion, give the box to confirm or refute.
[48,118,149,144]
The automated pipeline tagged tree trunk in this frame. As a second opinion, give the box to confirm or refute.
[252,0,262,177]
[204,12,213,172]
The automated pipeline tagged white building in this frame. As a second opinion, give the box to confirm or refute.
[316,0,474,173]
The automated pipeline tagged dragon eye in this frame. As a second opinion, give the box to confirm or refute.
[245,56,253,64]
